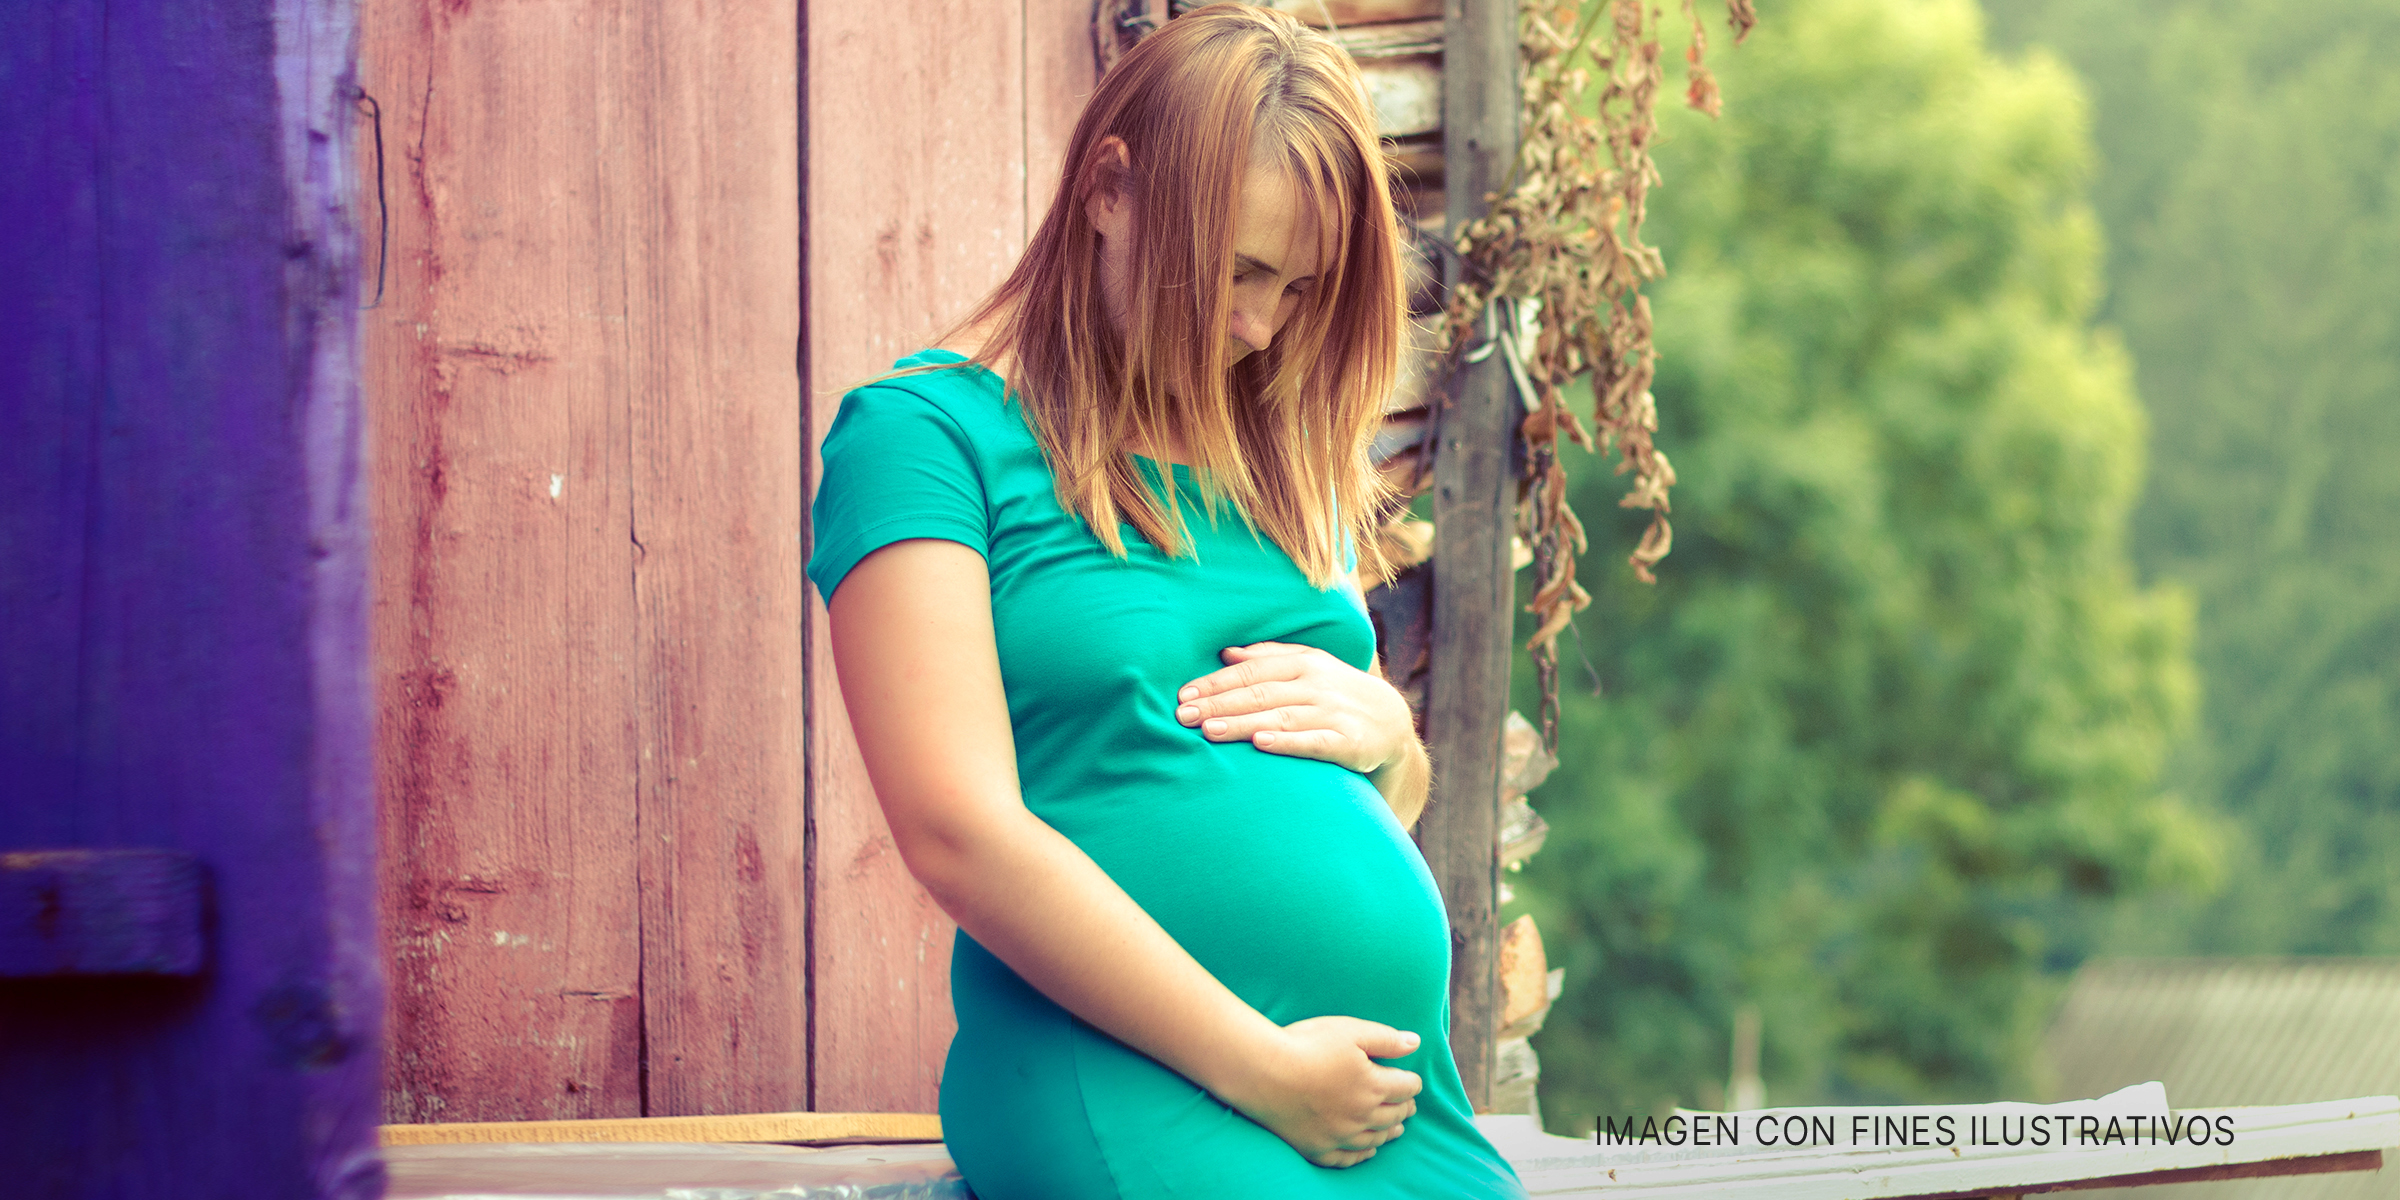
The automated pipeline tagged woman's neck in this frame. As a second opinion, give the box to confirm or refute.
[942,309,1197,467]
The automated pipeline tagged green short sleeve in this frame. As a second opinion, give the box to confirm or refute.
[806,375,991,603]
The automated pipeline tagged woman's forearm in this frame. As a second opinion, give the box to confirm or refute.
[828,540,1296,1114]
[830,539,1420,1166]
[902,797,1290,1106]
[903,801,1423,1168]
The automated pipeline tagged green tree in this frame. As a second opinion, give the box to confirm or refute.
[1983,0,2400,958]
[1516,0,2216,1129]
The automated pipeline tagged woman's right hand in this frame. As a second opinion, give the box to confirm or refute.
[1222,1016,1424,1168]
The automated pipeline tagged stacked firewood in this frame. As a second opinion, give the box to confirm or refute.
[1491,710,1561,1118]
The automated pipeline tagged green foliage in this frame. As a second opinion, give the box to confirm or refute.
[1514,0,2218,1129]
[1981,0,2400,957]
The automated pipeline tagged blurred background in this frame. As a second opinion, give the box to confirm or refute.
[1514,0,2400,1134]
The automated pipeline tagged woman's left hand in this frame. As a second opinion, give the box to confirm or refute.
[1176,642,1414,776]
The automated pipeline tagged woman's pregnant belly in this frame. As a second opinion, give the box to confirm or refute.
[1024,736,1453,1031]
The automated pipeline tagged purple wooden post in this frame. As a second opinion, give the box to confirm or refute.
[0,1,382,1197]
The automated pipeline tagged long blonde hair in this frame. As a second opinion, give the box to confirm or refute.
[949,3,1402,588]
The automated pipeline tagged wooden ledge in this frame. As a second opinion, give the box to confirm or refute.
[1889,1148,2384,1199]
[380,1112,941,1147]
[0,850,206,977]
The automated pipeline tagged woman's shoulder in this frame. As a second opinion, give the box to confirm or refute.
[837,349,1024,443]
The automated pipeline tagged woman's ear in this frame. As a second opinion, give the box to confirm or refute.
[1082,136,1135,240]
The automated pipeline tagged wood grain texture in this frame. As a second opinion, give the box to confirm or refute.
[364,0,648,1123]
[1329,18,1444,57]
[1882,1149,2386,1199]
[0,851,206,977]
[805,0,1040,1115]
[1420,0,1523,1111]
[1493,914,1547,1033]
[367,0,804,1122]
[380,1111,940,1146]
[626,0,807,1120]
[1360,56,1444,139]
[0,0,382,1192]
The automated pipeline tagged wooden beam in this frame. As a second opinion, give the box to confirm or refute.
[1330,19,1444,59]
[0,850,205,977]
[380,1112,942,1147]
[1423,0,1521,1112]
[0,0,382,1189]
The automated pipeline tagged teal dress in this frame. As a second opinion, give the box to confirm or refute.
[807,350,1525,1200]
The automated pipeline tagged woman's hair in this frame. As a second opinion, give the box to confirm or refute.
[949,2,1402,589]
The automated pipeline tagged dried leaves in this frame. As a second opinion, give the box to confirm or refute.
[1446,0,1748,744]
[1683,0,1757,117]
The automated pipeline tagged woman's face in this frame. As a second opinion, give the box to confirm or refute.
[1088,140,1324,368]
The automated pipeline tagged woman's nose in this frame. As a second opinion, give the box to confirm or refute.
[1229,305,1274,354]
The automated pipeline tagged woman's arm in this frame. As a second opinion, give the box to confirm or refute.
[1175,643,1431,829]
[828,538,1420,1167]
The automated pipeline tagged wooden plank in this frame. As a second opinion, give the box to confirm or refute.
[1422,0,1523,1112]
[1491,1094,2400,1198]
[627,0,809,1118]
[0,0,382,1191]
[1331,18,1443,57]
[1888,1149,2385,1199]
[381,1111,941,1147]
[0,851,206,977]
[805,0,1048,1114]
[377,1142,969,1200]
[1361,56,1444,139]
[1263,0,1445,26]
[363,0,646,1123]
[0,0,102,874]
[368,0,807,1121]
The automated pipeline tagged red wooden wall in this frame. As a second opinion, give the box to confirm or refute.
[363,0,805,1120]
[363,0,1091,1121]
[804,0,1094,1114]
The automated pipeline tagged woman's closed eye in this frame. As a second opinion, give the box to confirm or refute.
[1234,262,1313,291]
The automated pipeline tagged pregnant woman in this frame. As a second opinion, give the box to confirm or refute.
[807,6,1525,1197]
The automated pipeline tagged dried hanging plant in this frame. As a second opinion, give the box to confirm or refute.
[1446,0,1753,746]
